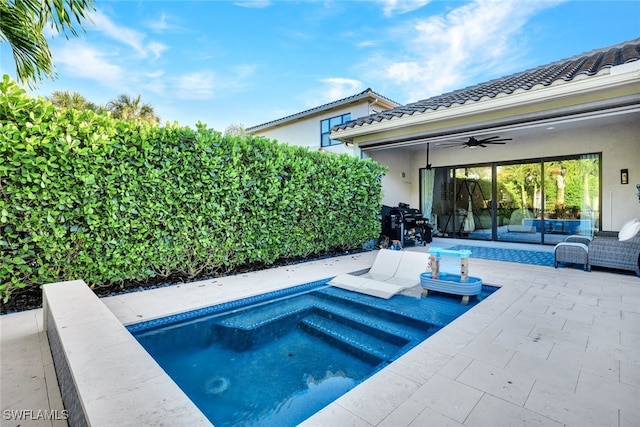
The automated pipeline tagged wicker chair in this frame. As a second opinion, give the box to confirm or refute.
[586,231,640,276]
[555,238,590,271]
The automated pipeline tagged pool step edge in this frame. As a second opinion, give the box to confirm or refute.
[300,314,402,365]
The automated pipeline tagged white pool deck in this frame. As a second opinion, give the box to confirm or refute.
[1,238,639,427]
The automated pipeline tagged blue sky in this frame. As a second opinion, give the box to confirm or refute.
[1,0,639,131]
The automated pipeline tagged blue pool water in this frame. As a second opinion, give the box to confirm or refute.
[129,279,497,426]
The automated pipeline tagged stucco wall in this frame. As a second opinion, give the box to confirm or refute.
[252,103,371,155]
[367,149,414,208]
[370,119,640,231]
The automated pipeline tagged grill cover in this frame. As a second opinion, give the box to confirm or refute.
[381,203,429,246]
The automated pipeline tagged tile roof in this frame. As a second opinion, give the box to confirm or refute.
[246,88,400,132]
[334,38,640,131]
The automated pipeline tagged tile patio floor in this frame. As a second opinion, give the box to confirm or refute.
[1,238,639,426]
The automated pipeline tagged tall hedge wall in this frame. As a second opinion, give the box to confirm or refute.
[0,75,386,303]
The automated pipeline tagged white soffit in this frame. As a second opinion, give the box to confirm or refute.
[357,104,640,152]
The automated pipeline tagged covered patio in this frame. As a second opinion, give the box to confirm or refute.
[331,39,640,244]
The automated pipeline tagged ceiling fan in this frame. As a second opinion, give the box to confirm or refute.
[439,136,512,148]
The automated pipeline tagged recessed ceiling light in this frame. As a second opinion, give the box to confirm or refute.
[546,126,555,130]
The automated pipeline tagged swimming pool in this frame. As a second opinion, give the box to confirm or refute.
[129,278,497,426]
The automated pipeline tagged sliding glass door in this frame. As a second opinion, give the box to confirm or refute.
[422,166,493,240]
[496,162,542,243]
[421,153,600,245]
[453,166,493,240]
[541,155,600,244]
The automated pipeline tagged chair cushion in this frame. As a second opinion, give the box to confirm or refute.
[618,218,640,241]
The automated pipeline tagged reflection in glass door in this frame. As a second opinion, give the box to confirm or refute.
[542,155,600,244]
[454,167,493,240]
[496,162,542,244]
[428,167,493,240]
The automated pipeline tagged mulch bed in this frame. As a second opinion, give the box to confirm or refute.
[1,249,367,314]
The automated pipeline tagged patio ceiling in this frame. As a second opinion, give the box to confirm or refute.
[357,103,640,153]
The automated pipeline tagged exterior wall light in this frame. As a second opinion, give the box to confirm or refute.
[621,169,629,185]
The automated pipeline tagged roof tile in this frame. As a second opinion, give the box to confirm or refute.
[334,39,640,132]
[246,88,400,132]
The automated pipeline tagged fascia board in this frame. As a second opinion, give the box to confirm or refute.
[332,71,640,141]
[247,93,398,133]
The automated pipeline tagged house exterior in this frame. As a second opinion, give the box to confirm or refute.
[246,88,399,154]
[330,39,640,245]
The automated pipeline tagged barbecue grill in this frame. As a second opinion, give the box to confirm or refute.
[381,203,429,247]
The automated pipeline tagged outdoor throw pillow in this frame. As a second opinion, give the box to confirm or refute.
[618,218,640,241]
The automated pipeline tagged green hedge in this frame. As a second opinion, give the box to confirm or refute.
[0,75,386,303]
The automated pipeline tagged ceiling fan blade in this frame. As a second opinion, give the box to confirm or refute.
[477,136,500,142]
[479,144,487,148]
[477,136,512,143]
[486,141,507,144]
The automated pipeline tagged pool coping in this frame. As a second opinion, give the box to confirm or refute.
[43,280,213,427]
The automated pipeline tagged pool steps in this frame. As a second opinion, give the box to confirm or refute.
[300,314,404,365]
[312,306,415,347]
[212,287,443,364]
[314,288,452,328]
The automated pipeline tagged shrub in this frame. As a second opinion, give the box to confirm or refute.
[0,75,386,304]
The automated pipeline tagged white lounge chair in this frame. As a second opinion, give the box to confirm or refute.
[385,251,430,287]
[329,249,428,299]
[359,248,403,281]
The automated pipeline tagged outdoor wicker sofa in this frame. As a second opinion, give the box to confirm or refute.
[585,231,640,276]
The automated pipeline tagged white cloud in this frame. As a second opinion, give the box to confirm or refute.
[175,71,217,100]
[142,80,167,97]
[322,78,363,100]
[148,13,170,32]
[43,23,59,40]
[378,0,432,17]
[147,13,174,32]
[357,40,377,48]
[232,65,256,81]
[172,64,257,100]
[54,42,124,88]
[141,70,167,95]
[234,0,271,8]
[90,10,147,56]
[365,0,564,102]
[302,78,364,107]
[89,10,168,60]
[147,70,165,79]
[148,41,169,60]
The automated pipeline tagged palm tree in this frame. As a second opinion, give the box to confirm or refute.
[0,0,95,87]
[106,94,159,125]
[49,90,102,112]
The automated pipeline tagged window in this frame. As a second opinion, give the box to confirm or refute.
[321,113,351,147]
